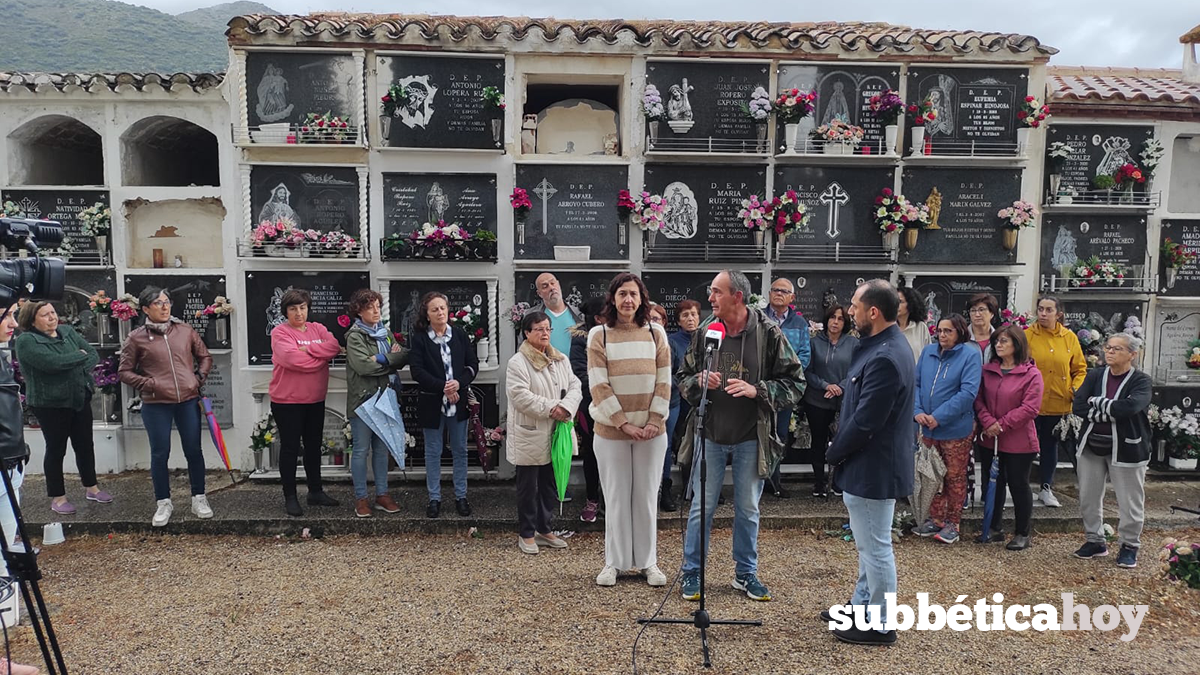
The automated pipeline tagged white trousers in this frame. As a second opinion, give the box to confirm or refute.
[594,434,668,571]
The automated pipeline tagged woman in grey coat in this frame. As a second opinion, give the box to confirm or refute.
[803,304,858,497]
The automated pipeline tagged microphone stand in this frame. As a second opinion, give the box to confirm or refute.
[637,341,760,668]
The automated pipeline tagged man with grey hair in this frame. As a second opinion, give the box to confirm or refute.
[525,273,582,356]
[676,270,804,602]
[1071,331,1153,569]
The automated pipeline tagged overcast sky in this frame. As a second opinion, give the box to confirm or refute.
[140,0,1192,70]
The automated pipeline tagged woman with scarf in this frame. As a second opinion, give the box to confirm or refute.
[345,288,408,519]
[118,287,212,527]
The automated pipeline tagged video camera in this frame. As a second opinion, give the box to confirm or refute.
[0,216,67,306]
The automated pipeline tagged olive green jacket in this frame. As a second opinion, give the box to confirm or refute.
[345,325,408,419]
[13,324,99,411]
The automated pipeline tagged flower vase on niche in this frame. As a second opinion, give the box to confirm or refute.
[96,314,111,347]
[784,123,799,154]
[883,231,899,250]
[1002,229,1018,251]
[1120,183,1135,205]
[884,125,898,154]
[903,228,919,251]
[476,338,489,363]
[1049,174,1062,201]
[96,235,107,264]
[215,315,229,346]
[379,115,392,143]
[1017,128,1030,155]
[753,229,765,248]
[755,123,767,153]
[647,228,658,249]
[491,118,503,145]
[910,127,925,156]
[1167,267,1179,289]
[103,391,119,423]
[516,216,526,246]
[647,120,659,148]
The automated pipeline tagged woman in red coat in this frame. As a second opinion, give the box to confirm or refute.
[973,324,1044,550]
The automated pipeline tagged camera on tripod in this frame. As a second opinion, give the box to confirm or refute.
[0,216,67,306]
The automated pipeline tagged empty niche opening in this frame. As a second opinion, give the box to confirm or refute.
[124,197,226,269]
[1168,135,1200,214]
[524,80,621,156]
[121,116,219,187]
[7,114,104,186]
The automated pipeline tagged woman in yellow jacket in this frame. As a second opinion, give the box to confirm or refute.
[1025,296,1087,508]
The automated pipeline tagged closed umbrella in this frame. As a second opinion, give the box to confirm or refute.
[912,440,946,526]
[466,385,493,474]
[551,419,576,514]
[354,387,408,468]
[198,396,236,483]
[979,437,1002,541]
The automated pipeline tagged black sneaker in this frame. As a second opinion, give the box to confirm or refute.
[455,498,472,517]
[659,487,678,512]
[832,627,897,646]
[1116,544,1138,568]
[284,495,303,517]
[975,531,1006,544]
[426,500,441,518]
[306,491,340,507]
[772,487,792,499]
[1073,541,1109,559]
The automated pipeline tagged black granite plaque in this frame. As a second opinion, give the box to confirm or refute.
[202,353,234,427]
[244,271,369,366]
[398,382,500,464]
[900,168,1022,264]
[1047,124,1155,196]
[513,270,622,318]
[382,173,497,238]
[250,166,360,235]
[1152,386,1200,414]
[378,55,505,150]
[514,164,627,260]
[641,271,763,332]
[774,271,879,321]
[1155,310,1200,381]
[56,269,117,344]
[388,279,491,345]
[906,67,1028,148]
[643,164,767,251]
[1041,214,1147,280]
[776,64,901,147]
[1159,219,1200,296]
[123,275,228,348]
[645,60,771,149]
[911,277,1009,326]
[246,52,357,128]
[2,189,106,252]
[774,166,896,250]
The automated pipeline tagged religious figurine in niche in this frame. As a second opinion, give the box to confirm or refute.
[397,77,437,130]
[1051,224,1078,272]
[925,291,942,326]
[821,81,852,125]
[925,187,942,230]
[427,182,450,223]
[562,141,576,154]
[662,183,698,239]
[258,184,300,226]
[603,133,619,156]
[520,114,538,154]
[666,79,695,133]
[255,63,294,123]
[173,255,183,268]
[399,289,422,337]
[925,76,955,137]
[1096,136,1135,178]
[265,287,286,336]
[821,287,841,312]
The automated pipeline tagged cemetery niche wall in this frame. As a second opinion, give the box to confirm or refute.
[377,55,505,150]
[776,64,901,154]
[246,52,358,133]
[774,270,875,320]
[644,60,771,153]
[1154,308,1200,384]
[382,173,497,261]
[911,276,1009,325]
[1041,214,1148,290]
[905,67,1027,155]
[250,165,360,237]
[2,189,108,264]
[513,270,622,316]
[773,166,896,262]
[243,270,369,366]
[124,275,229,349]
[388,279,492,347]
[513,164,627,261]
[643,164,767,262]
[1160,219,1200,296]
[398,382,500,469]
[1046,124,1155,203]
[900,168,1022,264]
[641,271,764,332]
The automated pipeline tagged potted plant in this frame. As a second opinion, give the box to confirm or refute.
[616,189,637,246]
[250,414,278,472]
[299,111,352,144]
[471,228,498,260]
[774,88,817,154]
[196,296,234,346]
[741,86,773,152]
[1092,174,1116,204]
[90,355,121,423]
[1113,162,1146,204]
[315,229,359,258]
[868,89,905,154]
[1151,405,1200,470]
[873,188,913,249]
[1159,537,1200,587]
[1140,138,1164,193]
[811,119,866,155]
[1162,238,1197,289]
[996,200,1038,251]
[1016,95,1050,151]
[251,218,318,257]
[482,86,505,144]
[642,84,665,147]
[511,188,532,246]
[1047,141,1075,200]
[379,83,408,141]
[1069,256,1126,287]
[906,98,938,156]
[631,191,666,248]
[78,202,111,261]
[770,189,811,251]
[739,194,773,248]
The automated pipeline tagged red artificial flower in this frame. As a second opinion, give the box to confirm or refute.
[776,213,787,225]
[382,95,392,102]
[792,212,804,223]
[908,105,917,113]
[882,188,893,197]
[875,196,884,205]
[791,88,799,95]
[1025,95,1035,102]
[337,314,352,328]
[1017,111,1028,119]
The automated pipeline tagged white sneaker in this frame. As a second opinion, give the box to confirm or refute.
[152,499,173,527]
[643,565,667,587]
[596,565,618,586]
[1040,486,1061,508]
[191,494,214,519]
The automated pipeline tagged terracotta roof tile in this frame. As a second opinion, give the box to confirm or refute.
[227,13,1056,57]
[1047,66,1200,106]
[1181,23,1200,44]
[0,72,224,94]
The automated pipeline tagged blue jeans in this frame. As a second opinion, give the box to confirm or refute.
[350,417,390,500]
[682,439,763,576]
[142,399,205,501]
[843,492,897,633]
[664,402,680,482]
[1035,415,1064,487]
[424,415,468,501]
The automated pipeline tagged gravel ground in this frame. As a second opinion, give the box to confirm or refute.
[6,526,1200,674]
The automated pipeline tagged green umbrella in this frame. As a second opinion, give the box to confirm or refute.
[551,419,576,513]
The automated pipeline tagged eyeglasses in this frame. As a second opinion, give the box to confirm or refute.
[1103,345,1129,353]
[528,327,552,334]
[769,288,792,295]
[968,307,989,315]
[150,300,172,308]
[936,328,956,335]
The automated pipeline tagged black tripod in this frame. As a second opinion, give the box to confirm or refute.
[637,343,760,668]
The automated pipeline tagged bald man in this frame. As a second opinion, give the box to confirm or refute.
[526,272,582,355]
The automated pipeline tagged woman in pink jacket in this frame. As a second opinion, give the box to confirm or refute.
[973,324,1044,551]
[270,288,344,516]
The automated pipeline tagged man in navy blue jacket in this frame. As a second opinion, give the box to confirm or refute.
[825,279,915,646]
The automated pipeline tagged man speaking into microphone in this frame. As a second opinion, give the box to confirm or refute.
[676,270,804,602]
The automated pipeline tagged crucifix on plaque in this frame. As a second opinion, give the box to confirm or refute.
[533,178,557,235]
[820,182,849,239]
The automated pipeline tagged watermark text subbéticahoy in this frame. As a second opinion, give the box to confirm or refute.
[827,593,1148,641]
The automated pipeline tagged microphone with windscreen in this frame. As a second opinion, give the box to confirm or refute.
[703,322,726,353]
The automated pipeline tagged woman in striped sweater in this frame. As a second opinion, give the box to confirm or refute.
[587,273,672,587]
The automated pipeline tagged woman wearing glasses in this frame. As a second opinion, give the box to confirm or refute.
[911,314,982,544]
[118,287,213,527]
[966,293,999,361]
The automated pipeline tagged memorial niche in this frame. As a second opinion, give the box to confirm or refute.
[773,166,896,257]
[378,55,505,150]
[243,271,369,366]
[398,382,499,464]
[513,165,627,260]
[776,64,901,150]
[1047,124,1155,198]
[388,279,491,345]
[1061,301,1144,369]
[641,271,763,332]
[246,52,357,128]
[250,165,359,237]
[645,60,771,151]
[905,67,1027,152]
[1159,219,1200,296]
[643,164,766,261]
[513,270,620,317]
[1041,214,1147,283]
[911,277,1008,326]
[2,189,106,257]
[1154,309,1200,381]
[382,173,497,260]
[900,168,1021,264]
[776,271,875,321]
[124,275,228,349]
[56,269,117,345]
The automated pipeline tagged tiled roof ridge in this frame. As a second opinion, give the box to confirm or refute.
[1047,69,1200,106]
[0,71,225,94]
[227,13,1057,56]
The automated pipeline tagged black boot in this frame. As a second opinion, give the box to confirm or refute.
[284,494,303,517]
[659,479,678,512]
[307,491,340,507]
[427,500,441,518]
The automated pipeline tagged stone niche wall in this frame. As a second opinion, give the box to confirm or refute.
[124,197,226,268]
